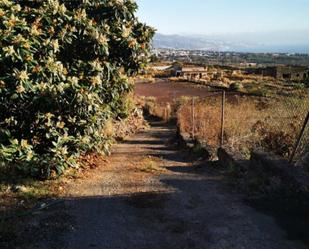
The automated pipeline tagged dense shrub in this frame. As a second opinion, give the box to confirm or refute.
[229,82,242,91]
[0,0,154,177]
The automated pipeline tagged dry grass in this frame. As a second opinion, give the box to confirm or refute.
[177,96,221,141]
[177,95,309,160]
[138,156,166,173]
[169,77,186,82]
[143,97,172,122]
[140,89,308,161]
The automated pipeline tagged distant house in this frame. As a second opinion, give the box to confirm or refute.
[170,63,183,76]
[263,66,309,81]
[170,64,208,79]
[152,66,172,71]
[246,66,309,81]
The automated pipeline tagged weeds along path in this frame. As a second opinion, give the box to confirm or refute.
[33,118,306,249]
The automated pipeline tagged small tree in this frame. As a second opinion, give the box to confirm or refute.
[0,0,154,177]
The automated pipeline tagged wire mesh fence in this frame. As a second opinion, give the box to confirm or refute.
[291,112,309,164]
[176,91,309,164]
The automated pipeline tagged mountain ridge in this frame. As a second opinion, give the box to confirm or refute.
[153,33,309,53]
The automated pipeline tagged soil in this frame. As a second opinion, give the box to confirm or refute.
[135,79,223,103]
[134,79,250,106]
[10,117,307,249]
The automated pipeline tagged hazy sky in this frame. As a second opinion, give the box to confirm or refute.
[136,0,309,35]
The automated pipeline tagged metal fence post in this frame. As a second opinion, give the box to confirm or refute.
[289,111,309,164]
[220,91,226,147]
[192,97,195,139]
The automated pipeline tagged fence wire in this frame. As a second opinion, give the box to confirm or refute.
[176,92,309,164]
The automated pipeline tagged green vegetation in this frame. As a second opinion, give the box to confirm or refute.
[229,82,242,91]
[139,156,165,173]
[0,0,154,178]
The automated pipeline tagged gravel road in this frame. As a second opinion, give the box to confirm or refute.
[30,118,306,249]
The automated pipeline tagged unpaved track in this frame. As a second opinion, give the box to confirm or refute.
[35,119,306,249]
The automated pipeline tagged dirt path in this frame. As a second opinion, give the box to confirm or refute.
[32,118,306,249]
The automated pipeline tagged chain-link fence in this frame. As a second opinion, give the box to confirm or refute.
[176,92,309,164]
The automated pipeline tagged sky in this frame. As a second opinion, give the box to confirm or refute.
[136,0,309,37]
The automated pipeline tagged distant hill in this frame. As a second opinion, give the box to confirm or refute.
[153,33,225,51]
[153,33,309,54]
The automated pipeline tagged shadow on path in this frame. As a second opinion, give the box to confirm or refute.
[9,117,307,249]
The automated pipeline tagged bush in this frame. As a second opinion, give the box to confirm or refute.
[0,0,154,177]
[229,82,242,91]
